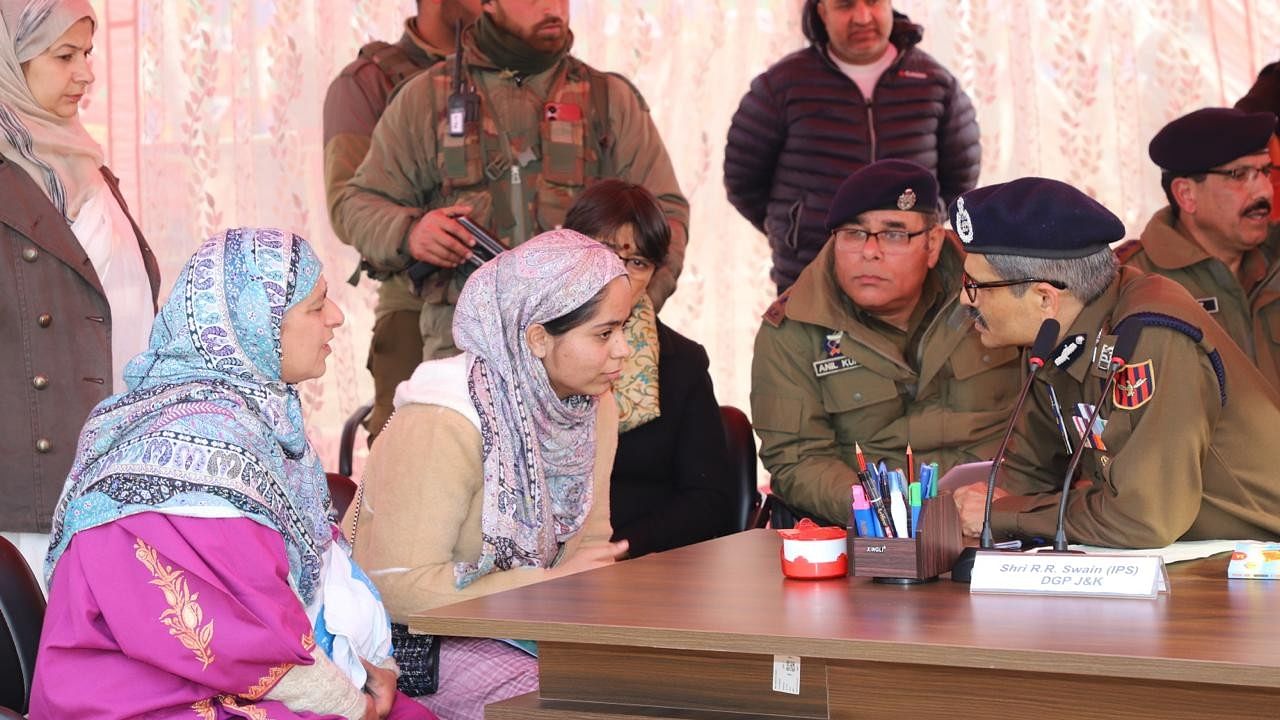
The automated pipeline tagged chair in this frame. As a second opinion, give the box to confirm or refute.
[326,472,359,519]
[719,406,765,532]
[0,537,46,716]
[338,403,373,477]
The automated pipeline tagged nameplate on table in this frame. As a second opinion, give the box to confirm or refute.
[969,552,1169,598]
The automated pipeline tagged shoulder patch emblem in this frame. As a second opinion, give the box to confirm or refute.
[1113,360,1155,410]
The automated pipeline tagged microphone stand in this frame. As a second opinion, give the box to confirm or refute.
[951,318,1059,583]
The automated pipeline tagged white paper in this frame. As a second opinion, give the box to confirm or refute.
[772,655,801,695]
[1062,539,1240,565]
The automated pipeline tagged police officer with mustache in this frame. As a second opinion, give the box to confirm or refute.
[750,160,1019,526]
[1118,108,1280,390]
[954,177,1280,548]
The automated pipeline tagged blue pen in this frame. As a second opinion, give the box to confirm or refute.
[918,464,933,501]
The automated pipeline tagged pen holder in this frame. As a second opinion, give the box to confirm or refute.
[849,493,963,584]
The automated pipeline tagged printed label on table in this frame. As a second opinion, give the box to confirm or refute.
[772,654,801,694]
[969,552,1169,599]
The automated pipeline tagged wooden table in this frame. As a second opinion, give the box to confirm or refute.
[408,529,1280,719]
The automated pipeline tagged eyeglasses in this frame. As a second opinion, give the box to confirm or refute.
[1202,163,1274,183]
[962,273,1068,303]
[832,226,931,254]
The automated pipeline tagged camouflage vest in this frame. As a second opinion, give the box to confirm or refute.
[436,58,612,236]
[421,56,613,303]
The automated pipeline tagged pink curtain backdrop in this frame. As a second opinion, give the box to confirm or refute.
[78,0,1280,477]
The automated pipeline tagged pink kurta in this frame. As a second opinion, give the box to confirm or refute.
[30,513,431,719]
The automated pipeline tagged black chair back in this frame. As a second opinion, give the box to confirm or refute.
[0,537,45,714]
[339,403,374,477]
[719,406,762,532]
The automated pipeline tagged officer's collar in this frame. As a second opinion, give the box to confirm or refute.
[1054,274,1123,384]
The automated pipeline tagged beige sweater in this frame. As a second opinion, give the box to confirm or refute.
[345,394,618,624]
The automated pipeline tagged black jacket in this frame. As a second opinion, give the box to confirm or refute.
[724,14,981,292]
[610,321,736,557]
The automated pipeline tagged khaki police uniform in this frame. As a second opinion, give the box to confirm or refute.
[331,25,689,365]
[1119,209,1280,391]
[992,266,1280,547]
[751,237,1021,526]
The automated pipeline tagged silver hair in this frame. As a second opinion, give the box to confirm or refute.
[984,248,1117,304]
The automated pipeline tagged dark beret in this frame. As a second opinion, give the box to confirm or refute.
[1235,62,1280,122]
[825,159,940,232]
[948,177,1126,259]
[1149,107,1276,174]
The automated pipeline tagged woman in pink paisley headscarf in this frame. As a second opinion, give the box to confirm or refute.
[346,229,633,720]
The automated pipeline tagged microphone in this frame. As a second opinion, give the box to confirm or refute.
[1049,324,1141,552]
[951,318,1060,583]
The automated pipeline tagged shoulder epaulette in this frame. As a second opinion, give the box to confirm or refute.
[1114,312,1226,406]
[1113,239,1144,264]
[762,293,791,328]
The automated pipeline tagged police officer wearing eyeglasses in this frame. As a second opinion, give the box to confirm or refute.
[750,160,1020,526]
[954,177,1280,547]
[1118,108,1280,390]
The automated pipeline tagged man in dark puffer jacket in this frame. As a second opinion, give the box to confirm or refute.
[725,1,981,294]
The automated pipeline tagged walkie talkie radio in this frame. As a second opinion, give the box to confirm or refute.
[447,19,479,137]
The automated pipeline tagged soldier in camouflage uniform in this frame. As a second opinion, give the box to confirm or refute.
[323,0,481,442]
[332,0,688,439]
[751,161,1020,526]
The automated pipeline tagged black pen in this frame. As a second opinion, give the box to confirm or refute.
[857,469,896,539]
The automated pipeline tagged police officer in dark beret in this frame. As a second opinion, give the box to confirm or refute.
[751,160,1020,526]
[954,177,1280,547]
[1118,108,1280,390]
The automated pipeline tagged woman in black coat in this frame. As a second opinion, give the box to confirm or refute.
[564,181,737,557]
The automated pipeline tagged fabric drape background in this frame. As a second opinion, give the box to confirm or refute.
[75,0,1280,475]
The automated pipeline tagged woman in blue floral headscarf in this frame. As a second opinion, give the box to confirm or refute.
[31,228,434,720]
[346,229,633,720]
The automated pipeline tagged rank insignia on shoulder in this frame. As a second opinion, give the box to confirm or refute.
[1113,360,1155,410]
[1196,296,1220,314]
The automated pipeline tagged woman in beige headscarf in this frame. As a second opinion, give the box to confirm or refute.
[0,0,160,584]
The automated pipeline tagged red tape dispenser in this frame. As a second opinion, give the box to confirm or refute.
[778,519,848,579]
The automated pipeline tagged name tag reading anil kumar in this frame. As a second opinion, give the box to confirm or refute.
[813,355,861,377]
[969,552,1169,599]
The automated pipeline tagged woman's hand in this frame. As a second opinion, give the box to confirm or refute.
[361,658,397,719]
[554,539,629,576]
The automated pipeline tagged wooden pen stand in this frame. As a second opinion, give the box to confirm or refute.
[849,493,964,584]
